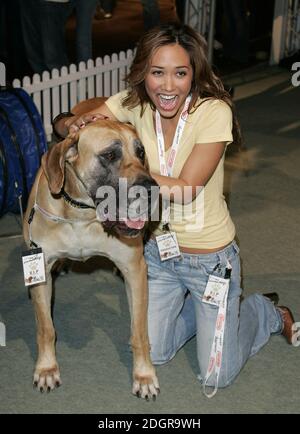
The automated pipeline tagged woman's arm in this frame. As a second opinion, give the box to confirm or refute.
[151,141,226,204]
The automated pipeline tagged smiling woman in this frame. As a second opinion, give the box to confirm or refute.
[145,44,193,121]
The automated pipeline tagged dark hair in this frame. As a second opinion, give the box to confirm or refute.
[122,23,242,151]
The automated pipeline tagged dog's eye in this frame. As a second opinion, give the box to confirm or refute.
[103,151,117,161]
[99,146,122,166]
[136,146,145,162]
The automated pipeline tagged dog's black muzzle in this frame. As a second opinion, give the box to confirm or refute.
[95,175,160,238]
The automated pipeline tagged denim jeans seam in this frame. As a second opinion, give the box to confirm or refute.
[156,292,182,364]
[223,307,229,386]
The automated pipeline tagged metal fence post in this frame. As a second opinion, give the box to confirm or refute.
[207,0,217,64]
[270,0,289,64]
[0,62,6,86]
[184,0,216,65]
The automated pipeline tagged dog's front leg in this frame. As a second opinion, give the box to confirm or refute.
[120,257,160,400]
[30,271,61,392]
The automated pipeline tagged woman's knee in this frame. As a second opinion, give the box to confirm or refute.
[150,343,174,365]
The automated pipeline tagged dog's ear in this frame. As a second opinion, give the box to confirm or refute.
[41,133,79,195]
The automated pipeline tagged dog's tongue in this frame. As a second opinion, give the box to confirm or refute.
[124,219,146,230]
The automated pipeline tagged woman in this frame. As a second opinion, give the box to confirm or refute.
[55,23,296,396]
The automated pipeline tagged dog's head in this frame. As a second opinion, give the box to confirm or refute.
[42,120,160,237]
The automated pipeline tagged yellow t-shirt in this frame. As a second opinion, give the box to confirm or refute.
[106,90,236,249]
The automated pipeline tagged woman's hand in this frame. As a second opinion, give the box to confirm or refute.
[65,112,108,134]
[53,112,109,139]
[53,101,117,138]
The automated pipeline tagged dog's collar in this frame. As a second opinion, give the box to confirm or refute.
[61,189,96,210]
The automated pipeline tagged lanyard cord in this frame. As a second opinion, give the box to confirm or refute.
[155,94,192,226]
[202,262,232,398]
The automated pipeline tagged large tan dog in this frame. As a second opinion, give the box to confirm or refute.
[23,119,160,399]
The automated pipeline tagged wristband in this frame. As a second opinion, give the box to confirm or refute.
[52,112,74,140]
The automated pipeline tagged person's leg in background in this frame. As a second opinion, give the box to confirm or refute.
[40,0,73,71]
[175,0,186,22]
[101,0,116,17]
[140,0,160,31]
[20,0,46,74]
[0,1,5,62]
[73,0,98,63]
[221,0,249,64]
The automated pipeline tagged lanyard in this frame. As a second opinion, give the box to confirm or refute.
[155,94,192,225]
[202,264,232,398]
[203,288,228,398]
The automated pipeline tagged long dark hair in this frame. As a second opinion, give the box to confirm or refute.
[122,23,242,151]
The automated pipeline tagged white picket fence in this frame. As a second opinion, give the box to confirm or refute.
[12,50,135,141]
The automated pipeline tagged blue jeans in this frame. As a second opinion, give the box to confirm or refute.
[144,239,282,388]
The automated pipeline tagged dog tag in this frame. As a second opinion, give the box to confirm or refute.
[22,247,46,286]
[202,275,229,307]
[156,231,181,261]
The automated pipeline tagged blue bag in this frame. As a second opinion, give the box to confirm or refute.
[0,87,47,216]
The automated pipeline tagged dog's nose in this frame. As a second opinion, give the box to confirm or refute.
[133,176,158,192]
[132,176,159,207]
[130,176,160,222]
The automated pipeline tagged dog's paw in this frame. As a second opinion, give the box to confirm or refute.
[33,365,62,393]
[132,372,160,401]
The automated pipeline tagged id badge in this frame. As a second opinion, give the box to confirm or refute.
[202,275,229,307]
[156,231,181,261]
[22,247,46,286]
